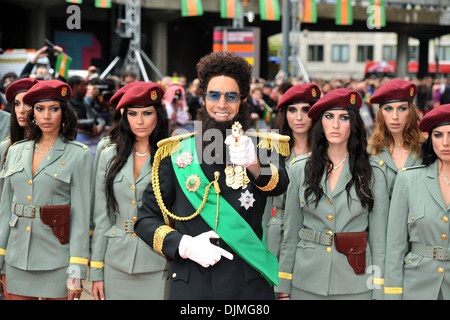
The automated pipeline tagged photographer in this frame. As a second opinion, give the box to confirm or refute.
[163,83,190,134]
[68,75,105,139]
[20,45,63,80]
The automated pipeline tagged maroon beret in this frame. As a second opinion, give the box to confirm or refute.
[5,78,39,104]
[418,104,450,132]
[116,82,164,110]
[109,81,141,107]
[277,83,321,110]
[22,79,72,106]
[307,88,362,120]
[370,79,417,105]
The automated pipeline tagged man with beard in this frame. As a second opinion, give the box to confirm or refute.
[135,52,289,300]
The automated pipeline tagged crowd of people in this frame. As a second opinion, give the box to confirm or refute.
[0,46,449,301]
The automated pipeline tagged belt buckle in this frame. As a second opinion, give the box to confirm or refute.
[433,246,444,260]
[124,220,134,233]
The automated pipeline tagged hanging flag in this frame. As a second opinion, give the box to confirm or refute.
[66,0,82,3]
[55,53,72,79]
[369,0,386,28]
[263,104,273,124]
[301,0,317,23]
[95,0,111,8]
[259,0,281,21]
[335,0,353,25]
[221,0,241,19]
[181,0,204,17]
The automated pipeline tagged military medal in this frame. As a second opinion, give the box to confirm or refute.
[176,151,194,168]
[225,122,250,189]
[185,174,201,192]
[238,190,255,210]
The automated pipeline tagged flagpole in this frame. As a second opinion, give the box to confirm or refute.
[281,0,290,79]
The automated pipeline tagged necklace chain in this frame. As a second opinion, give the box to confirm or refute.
[332,159,346,170]
[135,150,149,157]
[440,173,450,186]
[35,143,53,158]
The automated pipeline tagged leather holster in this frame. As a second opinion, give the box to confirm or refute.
[40,205,71,245]
[334,231,367,275]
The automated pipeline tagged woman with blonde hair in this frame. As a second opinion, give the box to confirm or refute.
[368,78,425,197]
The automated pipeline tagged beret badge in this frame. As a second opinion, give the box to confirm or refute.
[61,87,68,97]
[311,88,317,98]
[150,90,157,101]
[349,93,356,105]
[409,86,414,97]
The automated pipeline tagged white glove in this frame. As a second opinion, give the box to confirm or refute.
[225,135,257,168]
[178,230,234,268]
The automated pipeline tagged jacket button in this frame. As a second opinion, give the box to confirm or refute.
[27,196,32,201]
[172,273,177,278]
[328,199,333,204]
[28,180,32,185]
[131,200,136,205]
[131,185,135,190]
[327,215,333,221]
[26,227,30,232]
[443,217,448,223]
[53,173,58,178]
[442,234,447,240]
[326,247,332,253]
[438,268,444,274]
[132,216,137,222]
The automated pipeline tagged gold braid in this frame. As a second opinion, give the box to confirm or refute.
[151,136,219,225]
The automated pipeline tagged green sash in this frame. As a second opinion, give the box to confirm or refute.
[171,137,278,286]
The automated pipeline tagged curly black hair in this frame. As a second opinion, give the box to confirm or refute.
[196,51,253,100]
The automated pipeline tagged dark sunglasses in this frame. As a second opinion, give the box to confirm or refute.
[205,90,240,103]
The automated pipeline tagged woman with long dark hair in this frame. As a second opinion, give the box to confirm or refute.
[277,88,389,299]
[89,82,170,300]
[1,78,39,163]
[263,83,320,267]
[368,79,425,197]
[384,104,450,300]
[0,79,92,300]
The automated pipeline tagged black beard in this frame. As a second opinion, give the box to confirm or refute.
[196,102,251,162]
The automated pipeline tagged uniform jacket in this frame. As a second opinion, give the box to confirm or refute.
[89,145,168,281]
[263,150,297,259]
[135,135,289,299]
[384,161,450,299]
[0,136,92,279]
[377,147,421,197]
[277,155,389,299]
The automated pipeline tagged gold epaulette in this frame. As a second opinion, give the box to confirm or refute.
[401,165,426,172]
[246,131,290,157]
[156,132,196,160]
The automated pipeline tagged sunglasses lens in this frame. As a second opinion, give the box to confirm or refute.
[206,91,221,102]
[225,92,239,103]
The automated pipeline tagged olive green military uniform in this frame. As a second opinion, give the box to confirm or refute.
[277,155,389,299]
[263,150,303,259]
[377,147,421,198]
[0,110,10,142]
[0,136,93,298]
[384,161,450,299]
[89,145,169,300]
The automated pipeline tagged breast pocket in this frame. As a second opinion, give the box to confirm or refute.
[44,170,71,203]
[407,205,425,240]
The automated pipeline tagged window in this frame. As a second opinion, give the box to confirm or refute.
[308,45,324,62]
[438,46,450,61]
[382,45,397,61]
[332,45,349,62]
[409,46,418,61]
[357,45,374,62]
